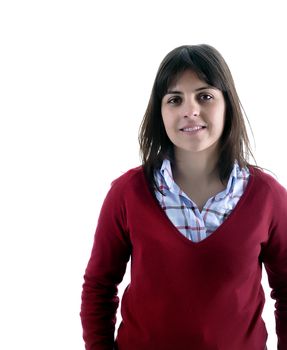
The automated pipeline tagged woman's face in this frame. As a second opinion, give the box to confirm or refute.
[161,70,226,156]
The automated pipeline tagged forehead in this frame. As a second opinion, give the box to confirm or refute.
[168,70,207,89]
[168,70,214,93]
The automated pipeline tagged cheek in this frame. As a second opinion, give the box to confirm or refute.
[162,120,173,137]
[161,117,169,136]
[211,105,225,128]
[161,111,173,130]
[207,114,225,137]
[217,115,226,138]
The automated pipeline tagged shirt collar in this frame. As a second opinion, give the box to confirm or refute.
[214,164,237,200]
[159,159,178,193]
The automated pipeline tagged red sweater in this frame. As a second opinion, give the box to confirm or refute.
[80,166,287,350]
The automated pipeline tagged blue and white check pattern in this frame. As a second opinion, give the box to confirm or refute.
[154,159,250,242]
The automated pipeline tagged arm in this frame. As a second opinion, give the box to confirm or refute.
[80,181,131,350]
[262,182,287,350]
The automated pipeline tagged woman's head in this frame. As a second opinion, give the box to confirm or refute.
[161,69,226,161]
[139,44,253,187]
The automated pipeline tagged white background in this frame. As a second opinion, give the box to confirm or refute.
[0,0,286,349]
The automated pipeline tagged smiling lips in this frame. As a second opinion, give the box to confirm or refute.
[180,125,207,132]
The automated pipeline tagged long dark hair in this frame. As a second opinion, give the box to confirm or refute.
[139,44,255,190]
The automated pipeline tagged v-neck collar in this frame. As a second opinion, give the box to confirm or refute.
[142,165,255,246]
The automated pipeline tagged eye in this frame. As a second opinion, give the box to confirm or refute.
[167,96,182,105]
[198,93,213,102]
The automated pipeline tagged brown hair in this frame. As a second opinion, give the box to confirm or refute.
[139,44,255,190]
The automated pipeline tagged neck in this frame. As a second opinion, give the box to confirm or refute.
[172,147,221,185]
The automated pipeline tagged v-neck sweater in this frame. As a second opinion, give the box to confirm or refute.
[80,166,287,350]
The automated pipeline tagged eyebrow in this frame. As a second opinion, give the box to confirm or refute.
[165,86,215,95]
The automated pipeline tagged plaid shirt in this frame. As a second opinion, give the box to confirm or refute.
[154,160,250,242]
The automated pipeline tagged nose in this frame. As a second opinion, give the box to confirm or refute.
[183,99,200,118]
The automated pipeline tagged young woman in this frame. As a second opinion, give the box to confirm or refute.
[80,44,287,350]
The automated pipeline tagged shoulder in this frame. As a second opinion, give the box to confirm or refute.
[104,166,149,205]
[250,165,287,201]
[110,166,146,191]
[98,166,147,221]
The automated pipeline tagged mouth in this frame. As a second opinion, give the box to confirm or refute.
[180,126,207,132]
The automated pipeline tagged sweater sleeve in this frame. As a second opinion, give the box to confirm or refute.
[261,180,287,350]
[80,179,131,350]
